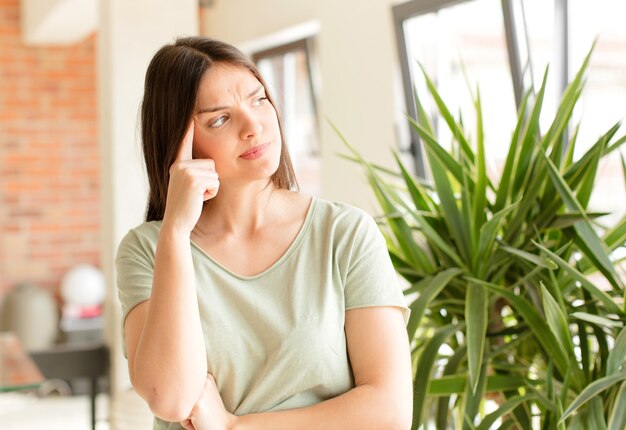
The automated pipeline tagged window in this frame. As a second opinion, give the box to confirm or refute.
[393,0,522,177]
[253,39,321,196]
[394,0,625,221]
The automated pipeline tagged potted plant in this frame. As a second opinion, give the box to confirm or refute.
[338,47,626,429]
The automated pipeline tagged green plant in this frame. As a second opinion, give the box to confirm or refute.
[338,47,626,429]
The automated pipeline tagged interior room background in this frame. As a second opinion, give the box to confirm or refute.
[1,0,625,428]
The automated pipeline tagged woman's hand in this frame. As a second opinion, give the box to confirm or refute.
[162,120,220,235]
[180,373,237,430]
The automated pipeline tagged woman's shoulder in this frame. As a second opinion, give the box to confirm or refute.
[311,196,379,234]
[309,197,385,259]
[313,196,374,221]
[123,219,163,242]
[116,220,163,260]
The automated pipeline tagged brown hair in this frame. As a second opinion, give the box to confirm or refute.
[141,36,299,222]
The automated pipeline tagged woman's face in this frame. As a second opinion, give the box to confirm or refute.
[192,63,282,186]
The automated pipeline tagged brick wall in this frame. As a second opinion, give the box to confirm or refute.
[0,0,100,299]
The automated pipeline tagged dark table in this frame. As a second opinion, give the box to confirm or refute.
[29,342,109,430]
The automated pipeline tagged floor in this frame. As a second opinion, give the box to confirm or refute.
[0,392,110,429]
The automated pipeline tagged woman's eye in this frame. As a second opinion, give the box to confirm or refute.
[209,116,227,128]
[254,96,268,105]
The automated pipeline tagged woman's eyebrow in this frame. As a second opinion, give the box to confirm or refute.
[197,85,264,114]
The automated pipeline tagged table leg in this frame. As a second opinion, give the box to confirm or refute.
[90,375,97,430]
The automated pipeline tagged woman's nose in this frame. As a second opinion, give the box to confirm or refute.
[239,110,263,140]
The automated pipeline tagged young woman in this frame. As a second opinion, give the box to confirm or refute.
[116,36,412,430]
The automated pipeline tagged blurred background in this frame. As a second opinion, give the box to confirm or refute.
[0,0,624,428]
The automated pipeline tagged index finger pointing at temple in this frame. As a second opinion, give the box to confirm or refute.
[176,120,195,162]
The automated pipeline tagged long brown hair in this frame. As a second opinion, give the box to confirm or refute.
[141,36,299,222]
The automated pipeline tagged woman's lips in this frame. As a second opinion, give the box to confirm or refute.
[239,143,269,160]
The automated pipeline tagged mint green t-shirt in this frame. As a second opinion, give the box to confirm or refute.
[116,196,410,429]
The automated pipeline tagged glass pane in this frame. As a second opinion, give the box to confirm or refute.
[403,0,517,177]
[257,48,321,196]
[570,0,626,224]
[519,0,558,130]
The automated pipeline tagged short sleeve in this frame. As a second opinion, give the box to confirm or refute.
[115,225,158,357]
[344,211,410,325]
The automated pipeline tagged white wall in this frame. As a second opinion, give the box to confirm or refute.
[201,0,404,212]
[20,0,98,45]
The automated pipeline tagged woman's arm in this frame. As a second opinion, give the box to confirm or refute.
[188,306,413,430]
[124,121,219,422]
[124,227,207,422]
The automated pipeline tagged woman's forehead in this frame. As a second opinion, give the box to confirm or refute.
[197,63,262,103]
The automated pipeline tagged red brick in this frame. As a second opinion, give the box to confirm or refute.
[0,0,99,296]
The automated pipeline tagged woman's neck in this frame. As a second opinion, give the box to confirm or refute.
[194,180,280,238]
